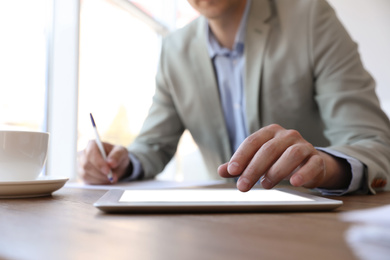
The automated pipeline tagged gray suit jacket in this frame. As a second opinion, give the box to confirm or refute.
[129,0,390,194]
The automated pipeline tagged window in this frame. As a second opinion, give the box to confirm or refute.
[0,1,48,131]
[77,0,206,181]
[78,0,162,150]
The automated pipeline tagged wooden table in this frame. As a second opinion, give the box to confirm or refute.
[0,184,388,260]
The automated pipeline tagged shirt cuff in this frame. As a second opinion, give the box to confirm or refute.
[120,153,143,182]
[315,147,364,196]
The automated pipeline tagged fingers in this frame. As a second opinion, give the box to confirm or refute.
[107,145,127,167]
[89,140,113,173]
[78,146,112,185]
[225,124,279,176]
[78,140,130,185]
[106,145,130,180]
[217,162,230,178]
[219,124,327,192]
[260,142,315,189]
[78,140,108,184]
[79,163,113,185]
[290,154,326,188]
[236,135,300,191]
[235,126,307,191]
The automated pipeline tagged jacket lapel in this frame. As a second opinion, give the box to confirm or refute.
[191,17,232,161]
[245,0,272,133]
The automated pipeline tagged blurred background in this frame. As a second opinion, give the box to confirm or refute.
[0,0,389,182]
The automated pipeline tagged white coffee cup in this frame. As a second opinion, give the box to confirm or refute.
[0,131,49,181]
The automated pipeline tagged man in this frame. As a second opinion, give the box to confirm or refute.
[79,0,390,195]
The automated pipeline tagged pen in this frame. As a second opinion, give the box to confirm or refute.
[90,113,113,183]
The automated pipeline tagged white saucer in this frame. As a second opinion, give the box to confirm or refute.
[0,176,69,198]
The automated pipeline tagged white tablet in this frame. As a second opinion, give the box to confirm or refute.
[94,188,343,213]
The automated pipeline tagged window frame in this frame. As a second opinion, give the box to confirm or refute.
[45,0,80,179]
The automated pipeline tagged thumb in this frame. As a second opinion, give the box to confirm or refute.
[106,145,128,169]
[218,162,231,178]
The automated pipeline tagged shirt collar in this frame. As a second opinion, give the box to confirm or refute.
[207,0,251,58]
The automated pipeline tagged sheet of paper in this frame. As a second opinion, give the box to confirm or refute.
[341,204,390,260]
[341,204,390,227]
[65,179,226,190]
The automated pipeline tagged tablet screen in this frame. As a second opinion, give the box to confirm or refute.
[119,189,314,203]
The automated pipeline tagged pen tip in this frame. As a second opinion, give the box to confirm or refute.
[90,113,96,127]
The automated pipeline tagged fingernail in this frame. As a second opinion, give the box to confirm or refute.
[228,162,239,175]
[261,177,273,189]
[291,174,303,186]
[237,177,250,191]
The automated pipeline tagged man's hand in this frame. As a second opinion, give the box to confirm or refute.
[218,124,351,192]
[78,141,130,184]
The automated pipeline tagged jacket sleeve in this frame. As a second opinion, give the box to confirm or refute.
[311,0,390,193]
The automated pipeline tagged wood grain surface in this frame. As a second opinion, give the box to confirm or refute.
[0,184,388,260]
